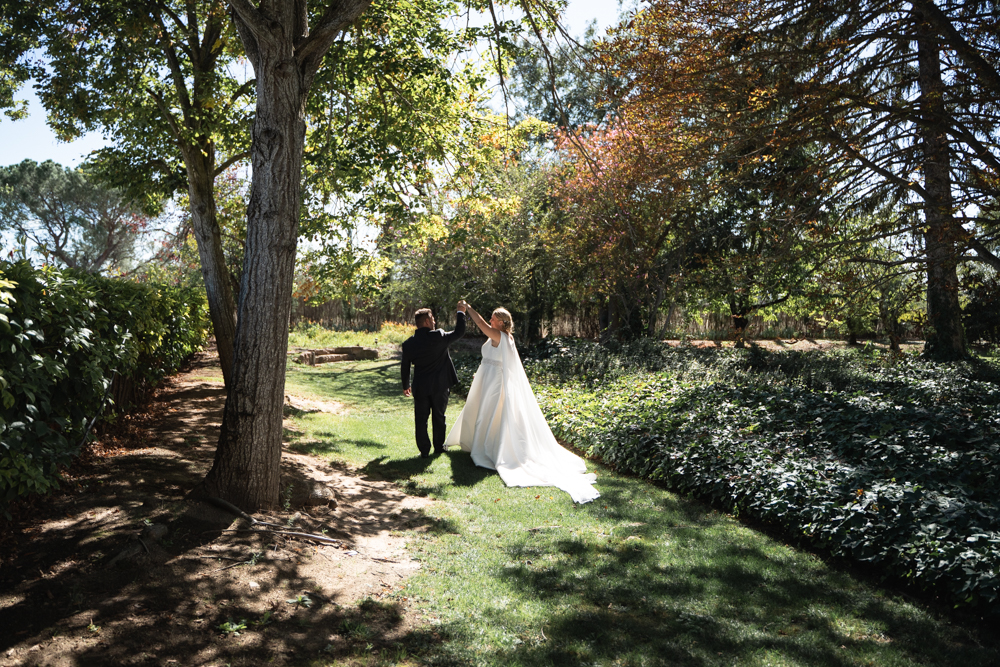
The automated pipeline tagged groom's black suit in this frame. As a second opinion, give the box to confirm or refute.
[401,312,466,457]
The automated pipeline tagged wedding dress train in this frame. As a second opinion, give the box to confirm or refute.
[444,333,600,504]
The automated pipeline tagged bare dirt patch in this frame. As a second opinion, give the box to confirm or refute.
[0,351,437,667]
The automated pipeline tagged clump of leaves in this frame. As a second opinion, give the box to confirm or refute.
[286,594,312,609]
[251,610,273,628]
[536,345,1000,611]
[217,618,247,636]
[340,618,373,641]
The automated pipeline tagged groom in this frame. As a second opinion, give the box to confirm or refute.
[401,302,467,458]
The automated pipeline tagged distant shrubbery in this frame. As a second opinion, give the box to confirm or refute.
[0,260,209,515]
[963,270,1000,346]
[288,320,413,350]
[523,338,1000,612]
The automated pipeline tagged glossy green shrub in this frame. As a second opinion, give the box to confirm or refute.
[0,261,209,515]
[528,342,1000,612]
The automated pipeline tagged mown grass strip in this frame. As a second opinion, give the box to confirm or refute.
[285,356,998,667]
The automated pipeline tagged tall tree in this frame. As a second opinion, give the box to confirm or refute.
[601,0,1000,359]
[198,0,572,509]
[190,0,376,509]
[29,0,250,384]
[0,160,148,274]
[552,122,691,339]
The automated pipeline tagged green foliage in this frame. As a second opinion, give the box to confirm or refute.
[0,160,150,274]
[283,354,999,665]
[287,320,412,350]
[963,268,1000,345]
[528,341,1000,610]
[33,0,251,213]
[384,117,572,341]
[217,618,247,636]
[286,594,313,609]
[0,0,39,120]
[0,260,208,515]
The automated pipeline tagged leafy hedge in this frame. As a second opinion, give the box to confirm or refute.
[0,260,209,514]
[525,339,1000,612]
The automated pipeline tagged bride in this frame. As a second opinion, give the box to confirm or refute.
[444,303,600,504]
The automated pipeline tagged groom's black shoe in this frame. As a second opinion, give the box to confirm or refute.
[433,446,445,455]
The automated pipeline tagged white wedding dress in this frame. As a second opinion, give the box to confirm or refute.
[444,333,600,504]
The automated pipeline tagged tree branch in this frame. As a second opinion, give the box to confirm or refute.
[825,126,928,200]
[910,0,1000,101]
[225,0,265,70]
[296,1,372,76]
[847,256,925,267]
[148,7,194,117]
[960,229,1000,273]
[225,0,269,38]
[146,88,185,141]
[214,151,250,177]
[224,78,257,111]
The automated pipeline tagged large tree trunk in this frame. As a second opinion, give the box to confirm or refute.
[199,47,306,510]
[184,149,238,387]
[917,14,967,361]
[198,0,372,511]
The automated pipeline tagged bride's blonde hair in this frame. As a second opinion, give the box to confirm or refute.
[492,307,514,335]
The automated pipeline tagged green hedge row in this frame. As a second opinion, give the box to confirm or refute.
[524,339,1000,612]
[0,260,209,515]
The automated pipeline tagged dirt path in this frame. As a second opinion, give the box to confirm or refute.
[0,352,436,667]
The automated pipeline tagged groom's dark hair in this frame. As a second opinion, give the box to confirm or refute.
[414,308,433,328]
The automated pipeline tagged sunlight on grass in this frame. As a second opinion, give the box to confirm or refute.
[287,358,997,667]
[287,320,412,351]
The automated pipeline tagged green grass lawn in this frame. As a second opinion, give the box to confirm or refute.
[284,359,997,667]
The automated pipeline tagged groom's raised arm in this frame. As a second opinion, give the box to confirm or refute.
[443,310,466,345]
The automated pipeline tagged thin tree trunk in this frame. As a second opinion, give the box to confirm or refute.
[917,13,967,360]
[646,284,666,338]
[657,301,676,340]
[184,149,237,386]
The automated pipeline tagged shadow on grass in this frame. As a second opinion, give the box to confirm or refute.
[479,537,996,667]
[286,432,389,457]
[447,449,492,487]
[418,474,998,667]
[358,453,436,484]
[288,361,405,412]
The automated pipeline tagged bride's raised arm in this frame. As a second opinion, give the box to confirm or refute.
[464,304,502,345]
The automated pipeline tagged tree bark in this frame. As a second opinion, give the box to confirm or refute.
[198,0,372,511]
[184,148,238,386]
[729,296,750,347]
[916,13,967,361]
[199,46,306,509]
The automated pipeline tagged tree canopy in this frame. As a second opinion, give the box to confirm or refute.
[0,159,149,274]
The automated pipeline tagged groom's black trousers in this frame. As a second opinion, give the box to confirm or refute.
[414,389,449,456]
